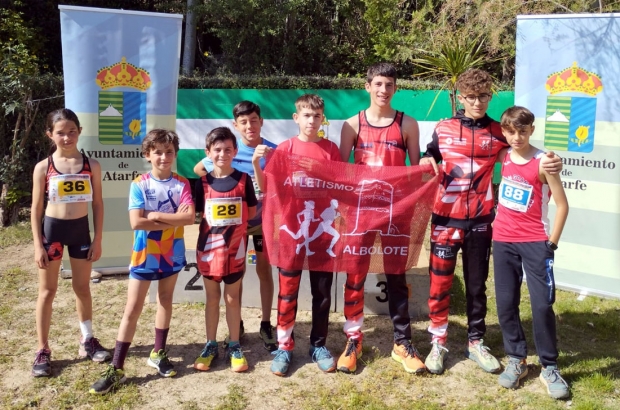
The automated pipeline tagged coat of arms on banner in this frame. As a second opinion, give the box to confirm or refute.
[544,62,603,153]
[317,115,330,139]
[96,57,151,145]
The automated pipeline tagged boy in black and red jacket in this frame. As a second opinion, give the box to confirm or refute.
[419,69,562,375]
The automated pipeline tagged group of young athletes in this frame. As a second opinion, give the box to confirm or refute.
[30,63,571,400]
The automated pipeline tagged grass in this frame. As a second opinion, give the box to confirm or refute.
[214,384,249,410]
[0,221,32,248]
[0,221,618,409]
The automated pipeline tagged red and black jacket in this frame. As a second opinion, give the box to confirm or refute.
[423,110,508,229]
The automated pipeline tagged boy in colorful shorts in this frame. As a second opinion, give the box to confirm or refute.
[90,129,194,394]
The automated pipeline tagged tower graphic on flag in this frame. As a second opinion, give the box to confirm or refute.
[544,62,603,153]
[96,57,151,145]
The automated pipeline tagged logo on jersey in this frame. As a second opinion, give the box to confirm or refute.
[96,57,151,145]
[544,62,602,153]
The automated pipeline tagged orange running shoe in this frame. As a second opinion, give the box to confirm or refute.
[391,342,426,374]
[337,338,362,374]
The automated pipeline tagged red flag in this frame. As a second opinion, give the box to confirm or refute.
[263,150,439,274]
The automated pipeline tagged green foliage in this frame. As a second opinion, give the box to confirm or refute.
[195,0,370,75]
[179,74,445,90]
[0,221,31,248]
[413,35,490,115]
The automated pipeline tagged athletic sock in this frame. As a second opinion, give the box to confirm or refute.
[153,328,169,352]
[79,320,94,340]
[112,341,131,369]
[228,340,240,348]
[260,320,271,330]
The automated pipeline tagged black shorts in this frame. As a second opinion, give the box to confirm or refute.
[42,215,91,260]
[247,235,263,253]
[204,270,244,285]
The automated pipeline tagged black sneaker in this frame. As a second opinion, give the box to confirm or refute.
[147,349,176,377]
[259,325,278,352]
[78,337,111,362]
[89,365,126,395]
[31,349,51,377]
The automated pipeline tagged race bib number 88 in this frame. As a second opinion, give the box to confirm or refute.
[48,174,93,204]
[206,197,243,226]
[498,178,532,212]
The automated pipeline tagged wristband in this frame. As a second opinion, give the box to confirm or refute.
[546,240,558,251]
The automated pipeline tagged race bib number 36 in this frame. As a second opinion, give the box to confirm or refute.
[498,178,532,212]
[206,197,243,226]
[48,174,93,204]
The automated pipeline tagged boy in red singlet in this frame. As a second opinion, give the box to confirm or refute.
[338,63,425,374]
[193,127,258,373]
[493,106,569,399]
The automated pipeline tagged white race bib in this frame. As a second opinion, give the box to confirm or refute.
[206,197,243,226]
[498,178,532,212]
[48,174,93,204]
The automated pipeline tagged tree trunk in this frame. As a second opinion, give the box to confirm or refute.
[182,0,197,76]
[0,183,19,227]
[449,89,457,116]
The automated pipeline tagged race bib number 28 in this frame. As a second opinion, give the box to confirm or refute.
[498,178,532,212]
[48,174,93,204]
[206,197,242,226]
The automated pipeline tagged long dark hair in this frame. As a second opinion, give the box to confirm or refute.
[46,108,81,155]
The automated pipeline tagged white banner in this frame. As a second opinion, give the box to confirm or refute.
[515,14,620,298]
[59,6,183,271]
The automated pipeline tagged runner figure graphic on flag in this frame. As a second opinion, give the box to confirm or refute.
[280,200,320,255]
[281,199,341,257]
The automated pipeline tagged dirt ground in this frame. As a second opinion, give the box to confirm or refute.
[2,241,617,410]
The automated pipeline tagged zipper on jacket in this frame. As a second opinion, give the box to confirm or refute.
[466,124,475,223]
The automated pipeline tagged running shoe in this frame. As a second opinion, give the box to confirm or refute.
[259,325,278,352]
[391,342,426,374]
[465,339,501,373]
[270,349,292,376]
[498,357,528,389]
[147,349,176,377]
[194,342,219,371]
[425,341,449,375]
[78,337,111,362]
[540,365,570,399]
[89,365,126,395]
[227,343,249,372]
[31,349,51,377]
[309,345,336,373]
[337,338,362,374]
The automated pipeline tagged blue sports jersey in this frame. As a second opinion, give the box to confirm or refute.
[202,138,277,233]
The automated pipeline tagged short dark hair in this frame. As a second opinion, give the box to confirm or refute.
[366,62,397,83]
[501,106,535,129]
[141,129,180,156]
[205,127,237,150]
[456,69,493,94]
[294,94,324,113]
[233,100,261,120]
